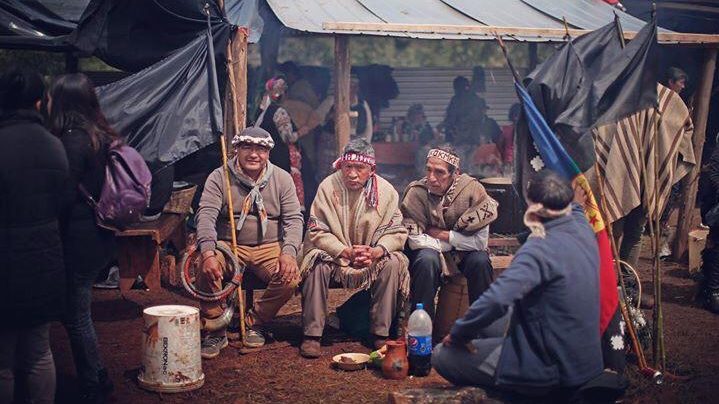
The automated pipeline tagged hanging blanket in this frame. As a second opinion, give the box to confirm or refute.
[592,84,695,223]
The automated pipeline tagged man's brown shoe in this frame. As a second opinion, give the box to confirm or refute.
[300,338,321,358]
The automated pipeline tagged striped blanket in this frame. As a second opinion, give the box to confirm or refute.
[591,84,695,223]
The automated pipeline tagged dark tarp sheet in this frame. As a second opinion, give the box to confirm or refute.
[0,0,260,52]
[0,0,78,50]
[522,18,658,171]
[72,0,228,72]
[96,30,225,167]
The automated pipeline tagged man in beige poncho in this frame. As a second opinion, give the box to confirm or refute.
[401,145,498,320]
[298,139,409,358]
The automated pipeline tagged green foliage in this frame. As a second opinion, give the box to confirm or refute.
[0,50,65,76]
[276,35,553,69]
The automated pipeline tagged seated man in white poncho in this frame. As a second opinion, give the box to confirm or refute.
[298,139,409,358]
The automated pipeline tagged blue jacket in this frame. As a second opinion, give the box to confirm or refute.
[450,204,603,388]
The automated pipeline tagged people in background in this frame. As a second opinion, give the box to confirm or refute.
[659,67,690,259]
[665,67,688,96]
[255,76,315,211]
[195,127,303,357]
[699,139,719,313]
[298,139,409,358]
[277,61,319,109]
[403,103,435,146]
[475,98,502,145]
[433,170,604,396]
[349,74,373,143]
[401,146,497,321]
[443,76,484,146]
[499,103,520,169]
[0,69,69,404]
[49,73,117,403]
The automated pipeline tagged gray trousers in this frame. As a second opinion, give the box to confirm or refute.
[432,310,511,387]
[302,255,402,338]
[0,323,56,404]
[612,206,646,269]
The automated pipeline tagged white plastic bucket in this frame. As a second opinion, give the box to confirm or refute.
[138,305,205,392]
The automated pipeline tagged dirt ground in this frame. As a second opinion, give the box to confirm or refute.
[50,251,719,403]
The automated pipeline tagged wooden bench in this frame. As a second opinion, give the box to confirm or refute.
[115,185,196,294]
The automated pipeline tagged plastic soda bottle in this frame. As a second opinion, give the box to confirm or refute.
[407,303,432,376]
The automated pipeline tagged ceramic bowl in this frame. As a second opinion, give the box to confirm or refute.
[332,353,370,371]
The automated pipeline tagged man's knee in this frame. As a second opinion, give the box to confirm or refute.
[377,254,404,281]
[461,251,492,274]
[431,343,454,380]
[411,249,441,275]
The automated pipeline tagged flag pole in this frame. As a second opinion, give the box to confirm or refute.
[496,33,661,381]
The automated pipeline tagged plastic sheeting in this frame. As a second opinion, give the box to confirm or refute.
[96,31,226,167]
[72,0,228,72]
[0,0,77,49]
[522,19,658,171]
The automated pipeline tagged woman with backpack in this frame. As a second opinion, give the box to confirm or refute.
[49,73,116,403]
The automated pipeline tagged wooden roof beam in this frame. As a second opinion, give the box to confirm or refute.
[322,22,719,45]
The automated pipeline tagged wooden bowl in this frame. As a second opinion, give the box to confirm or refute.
[332,353,370,371]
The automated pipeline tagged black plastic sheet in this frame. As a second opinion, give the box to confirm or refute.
[522,19,658,171]
[96,29,227,168]
[72,0,228,72]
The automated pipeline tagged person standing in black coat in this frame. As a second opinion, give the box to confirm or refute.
[0,69,69,404]
[699,141,719,313]
[48,73,117,403]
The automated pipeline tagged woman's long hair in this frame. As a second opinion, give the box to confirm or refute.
[48,73,118,151]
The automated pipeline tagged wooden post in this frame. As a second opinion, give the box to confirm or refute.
[673,48,718,260]
[224,27,249,140]
[334,35,351,155]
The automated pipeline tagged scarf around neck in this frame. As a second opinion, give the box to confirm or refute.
[523,203,572,239]
[230,159,275,237]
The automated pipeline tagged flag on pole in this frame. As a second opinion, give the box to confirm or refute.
[515,82,618,333]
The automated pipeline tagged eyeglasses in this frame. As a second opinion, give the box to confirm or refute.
[238,144,270,154]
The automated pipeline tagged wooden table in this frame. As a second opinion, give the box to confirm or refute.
[115,213,188,294]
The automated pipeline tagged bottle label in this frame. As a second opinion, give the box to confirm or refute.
[408,335,432,356]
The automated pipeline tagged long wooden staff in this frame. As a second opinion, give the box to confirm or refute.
[594,162,659,381]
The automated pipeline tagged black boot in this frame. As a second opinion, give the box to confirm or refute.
[701,248,719,314]
[706,290,719,314]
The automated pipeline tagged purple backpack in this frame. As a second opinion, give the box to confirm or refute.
[80,141,152,230]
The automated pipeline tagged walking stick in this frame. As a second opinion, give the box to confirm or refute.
[219,134,246,346]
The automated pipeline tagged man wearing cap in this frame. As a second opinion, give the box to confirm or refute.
[298,139,409,358]
[401,145,498,321]
[195,127,304,359]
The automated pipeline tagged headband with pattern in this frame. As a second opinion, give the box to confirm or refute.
[427,148,460,168]
[231,133,275,149]
[332,152,376,170]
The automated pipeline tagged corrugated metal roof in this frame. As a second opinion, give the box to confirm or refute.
[522,0,667,32]
[266,0,670,41]
[442,0,566,29]
[357,0,478,25]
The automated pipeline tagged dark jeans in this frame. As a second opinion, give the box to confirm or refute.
[62,268,104,390]
[409,248,494,319]
[0,323,55,404]
[432,309,511,387]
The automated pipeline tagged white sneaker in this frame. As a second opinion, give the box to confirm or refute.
[93,266,120,289]
[659,242,672,259]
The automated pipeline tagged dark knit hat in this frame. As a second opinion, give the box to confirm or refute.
[231,127,275,149]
